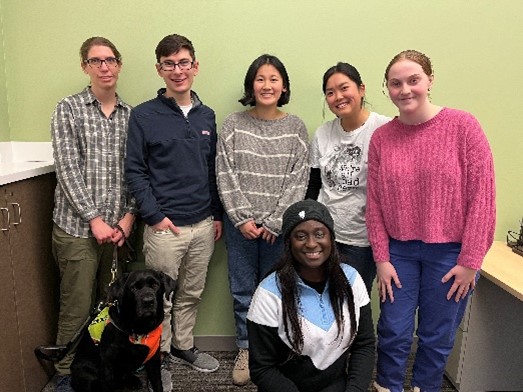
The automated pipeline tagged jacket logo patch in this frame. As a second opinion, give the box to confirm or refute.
[201,130,210,135]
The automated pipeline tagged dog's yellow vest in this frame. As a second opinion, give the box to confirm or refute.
[88,306,162,363]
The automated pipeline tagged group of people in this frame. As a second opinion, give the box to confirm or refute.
[50,32,495,392]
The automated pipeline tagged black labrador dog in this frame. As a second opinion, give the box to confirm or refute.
[71,269,176,392]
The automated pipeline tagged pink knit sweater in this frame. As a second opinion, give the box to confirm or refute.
[366,108,495,270]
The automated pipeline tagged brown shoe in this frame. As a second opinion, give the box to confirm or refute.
[232,348,250,386]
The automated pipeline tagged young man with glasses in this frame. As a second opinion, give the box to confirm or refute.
[125,34,223,390]
[51,36,135,392]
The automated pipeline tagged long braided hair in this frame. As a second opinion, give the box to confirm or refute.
[272,231,357,353]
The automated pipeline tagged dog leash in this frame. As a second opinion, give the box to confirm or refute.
[35,300,106,362]
[35,225,134,362]
[110,223,135,285]
[111,244,119,285]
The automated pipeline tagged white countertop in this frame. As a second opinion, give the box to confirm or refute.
[0,142,55,185]
[0,161,55,185]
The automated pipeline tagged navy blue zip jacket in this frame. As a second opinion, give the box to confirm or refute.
[125,89,223,226]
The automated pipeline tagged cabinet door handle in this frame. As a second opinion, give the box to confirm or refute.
[11,202,21,226]
[1,207,9,231]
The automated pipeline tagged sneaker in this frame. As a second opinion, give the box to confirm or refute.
[232,348,250,386]
[55,375,73,392]
[170,346,219,373]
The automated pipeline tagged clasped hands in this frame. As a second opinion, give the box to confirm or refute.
[239,220,277,244]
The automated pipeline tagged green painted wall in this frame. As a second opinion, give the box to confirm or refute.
[1,0,522,336]
[0,0,9,141]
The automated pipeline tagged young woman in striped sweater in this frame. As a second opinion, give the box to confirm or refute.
[216,54,309,386]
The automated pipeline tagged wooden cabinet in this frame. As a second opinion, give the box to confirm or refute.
[0,173,59,392]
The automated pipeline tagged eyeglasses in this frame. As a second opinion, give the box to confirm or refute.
[159,59,194,71]
[84,57,120,68]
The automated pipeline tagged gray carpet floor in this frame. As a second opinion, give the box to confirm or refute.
[42,350,458,391]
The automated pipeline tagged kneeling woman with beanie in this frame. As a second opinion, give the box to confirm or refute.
[247,200,375,392]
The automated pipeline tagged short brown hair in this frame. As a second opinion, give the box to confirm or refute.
[155,34,195,63]
[79,37,121,63]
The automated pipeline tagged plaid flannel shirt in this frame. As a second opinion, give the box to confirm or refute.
[51,87,136,238]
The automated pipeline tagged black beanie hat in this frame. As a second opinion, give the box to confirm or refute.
[281,199,335,240]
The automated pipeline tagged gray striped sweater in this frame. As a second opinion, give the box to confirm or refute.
[216,111,309,235]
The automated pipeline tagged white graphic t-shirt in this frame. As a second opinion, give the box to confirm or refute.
[310,112,391,246]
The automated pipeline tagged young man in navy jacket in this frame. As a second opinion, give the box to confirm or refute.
[125,34,223,389]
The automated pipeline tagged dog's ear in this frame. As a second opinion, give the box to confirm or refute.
[159,271,177,298]
[107,273,129,303]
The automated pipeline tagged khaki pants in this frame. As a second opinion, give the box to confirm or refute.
[52,224,120,375]
[143,216,215,352]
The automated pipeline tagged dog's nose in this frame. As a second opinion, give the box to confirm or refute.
[142,295,155,307]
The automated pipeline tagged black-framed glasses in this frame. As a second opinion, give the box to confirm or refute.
[84,57,120,68]
[158,59,194,71]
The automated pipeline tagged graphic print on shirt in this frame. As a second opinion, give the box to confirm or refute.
[324,143,363,191]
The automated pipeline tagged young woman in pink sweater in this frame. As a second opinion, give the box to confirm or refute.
[366,50,495,392]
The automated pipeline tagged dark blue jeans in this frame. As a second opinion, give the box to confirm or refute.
[376,239,476,392]
[336,242,376,295]
[223,215,284,349]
